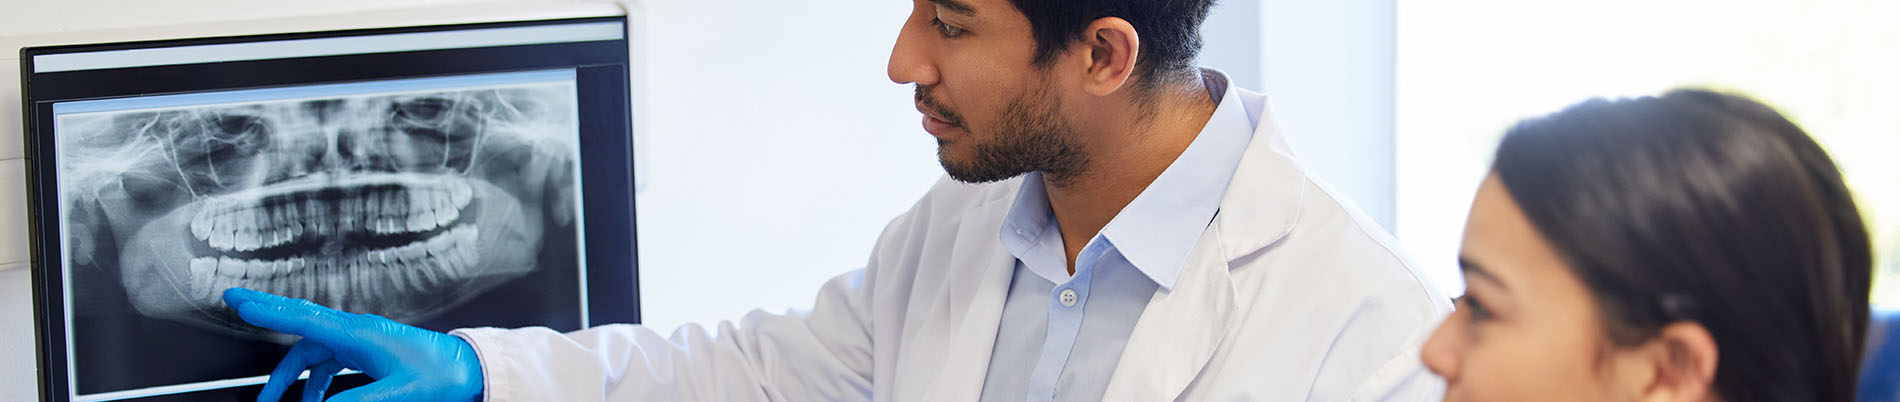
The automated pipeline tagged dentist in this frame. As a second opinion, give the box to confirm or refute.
[223,0,1452,400]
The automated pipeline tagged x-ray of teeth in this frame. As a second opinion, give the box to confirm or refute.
[55,79,584,344]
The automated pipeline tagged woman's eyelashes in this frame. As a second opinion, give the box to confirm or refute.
[1457,295,1494,323]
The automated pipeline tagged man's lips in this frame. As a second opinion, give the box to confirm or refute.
[916,103,959,136]
[922,116,960,137]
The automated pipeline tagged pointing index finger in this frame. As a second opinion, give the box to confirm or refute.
[225,288,356,341]
[222,287,305,310]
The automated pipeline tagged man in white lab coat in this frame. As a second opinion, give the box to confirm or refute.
[223,0,1453,400]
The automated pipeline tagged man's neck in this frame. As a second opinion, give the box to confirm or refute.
[1043,77,1221,275]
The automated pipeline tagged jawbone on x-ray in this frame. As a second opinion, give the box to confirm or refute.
[58,83,580,338]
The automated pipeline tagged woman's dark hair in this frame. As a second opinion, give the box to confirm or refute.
[1491,89,1872,402]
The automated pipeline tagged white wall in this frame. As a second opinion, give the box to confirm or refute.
[1257,0,1398,230]
[628,0,938,331]
[0,267,32,401]
[1199,0,1265,93]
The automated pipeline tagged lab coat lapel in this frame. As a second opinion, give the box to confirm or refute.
[1100,88,1306,401]
[1214,89,1305,261]
[918,220,1019,402]
[1100,225,1238,402]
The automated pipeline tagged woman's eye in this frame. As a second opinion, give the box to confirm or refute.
[930,18,965,38]
[1456,296,1494,323]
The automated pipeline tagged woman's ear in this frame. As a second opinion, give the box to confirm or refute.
[1073,17,1139,97]
[1630,322,1720,402]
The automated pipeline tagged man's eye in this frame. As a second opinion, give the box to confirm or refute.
[930,18,965,38]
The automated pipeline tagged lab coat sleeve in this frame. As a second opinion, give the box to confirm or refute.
[1337,275,1449,402]
[1343,335,1442,402]
[450,264,879,402]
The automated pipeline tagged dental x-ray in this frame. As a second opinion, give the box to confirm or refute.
[51,71,588,396]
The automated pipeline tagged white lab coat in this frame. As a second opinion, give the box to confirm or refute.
[453,87,1454,402]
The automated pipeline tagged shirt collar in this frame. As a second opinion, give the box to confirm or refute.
[999,175,1069,282]
[998,68,1254,290]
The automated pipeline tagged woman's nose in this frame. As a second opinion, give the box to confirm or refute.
[1420,313,1466,381]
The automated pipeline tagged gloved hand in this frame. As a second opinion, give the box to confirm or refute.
[222,288,484,402]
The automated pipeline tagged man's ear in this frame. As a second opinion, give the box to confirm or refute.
[1073,17,1139,97]
[1630,322,1720,402]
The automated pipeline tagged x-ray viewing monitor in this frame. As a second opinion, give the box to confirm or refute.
[20,16,640,402]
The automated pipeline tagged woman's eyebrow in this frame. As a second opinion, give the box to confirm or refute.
[1458,257,1509,291]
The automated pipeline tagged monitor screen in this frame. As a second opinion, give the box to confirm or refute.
[20,17,640,402]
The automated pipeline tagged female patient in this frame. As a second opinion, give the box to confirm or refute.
[1421,89,1872,401]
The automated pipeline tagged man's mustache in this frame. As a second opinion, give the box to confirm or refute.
[914,84,967,130]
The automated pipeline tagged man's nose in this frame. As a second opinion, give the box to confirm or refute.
[887,17,938,86]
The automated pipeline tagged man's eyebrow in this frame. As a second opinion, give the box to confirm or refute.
[929,0,978,16]
[1458,257,1508,290]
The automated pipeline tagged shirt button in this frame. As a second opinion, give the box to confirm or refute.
[1059,289,1078,307]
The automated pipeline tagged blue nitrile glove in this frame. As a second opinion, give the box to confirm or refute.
[222,288,484,402]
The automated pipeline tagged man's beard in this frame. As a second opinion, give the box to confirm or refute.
[916,82,1086,186]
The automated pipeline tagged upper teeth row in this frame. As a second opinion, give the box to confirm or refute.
[190,180,473,252]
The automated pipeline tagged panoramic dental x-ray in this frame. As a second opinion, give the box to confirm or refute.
[55,81,583,341]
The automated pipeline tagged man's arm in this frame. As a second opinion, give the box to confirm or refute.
[453,269,877,402]
[227,266,879,402]
[1330,275,1451,402]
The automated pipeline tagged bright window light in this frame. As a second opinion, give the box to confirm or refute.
[1395,0,1900,302]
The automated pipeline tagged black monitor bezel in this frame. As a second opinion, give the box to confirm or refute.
[20,16,641,401]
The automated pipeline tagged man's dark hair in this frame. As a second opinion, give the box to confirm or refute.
[1008,0,1216,91]
[1493,89,1871,402]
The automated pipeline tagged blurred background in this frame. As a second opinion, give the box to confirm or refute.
[1395,0,1899,303]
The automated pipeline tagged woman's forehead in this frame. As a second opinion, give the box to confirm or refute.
[1461,176,1573,294]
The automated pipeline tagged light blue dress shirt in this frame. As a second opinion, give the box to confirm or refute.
[976,71,1253,402]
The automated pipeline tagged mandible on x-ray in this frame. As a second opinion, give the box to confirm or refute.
[57,84,581,340]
